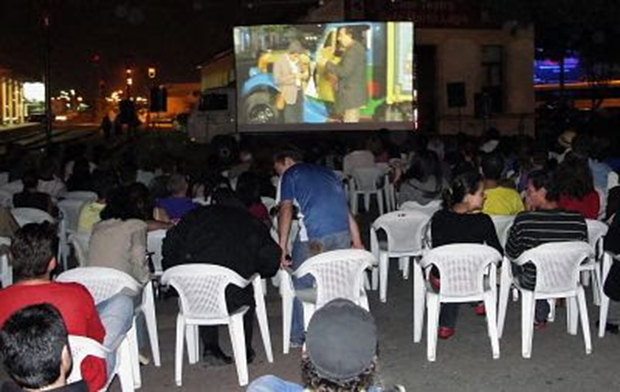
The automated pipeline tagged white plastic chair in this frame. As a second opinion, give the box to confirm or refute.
[0,236,11,287]
[598,252,616,338]
[58,199,86,233]
[420,244,502,361]
[1,180,23,196]
[490,215,515,248]
[343,150,375,177]
[370,210,430,302]
[350,167,385,215]
[260,196,277,215]
[0,189,13,208]
[69,232,91,267]
[399,199,442,216]
[147,229,167,276]
[497,242,593,358]
[57,267,161,385]
[161,264,273,387]
[608,171,619,192]
[11,207,55,227]
[64,191,98,202]
[0,172,8,186]
[67,334,135,392]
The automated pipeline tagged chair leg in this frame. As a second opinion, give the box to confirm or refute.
[351,193,358,215]
[592,265,602,306]
[302,303,314,331]
[175,316,185,387]
[127,321,141,389]
[364,193,370,213]
[401,256,410,280]
[371,267,379,291]
[599,253,612,338]
[497,265,511,338]
[143,283,161,367]
[254,286,274,363]
[577,287,592,354]
[484,292,500,359]
[426,293,440,362]
[567,297,579,335]
[521,291,535,359]
[548,299,556,322]
[282,295,293,354]
[377,192,384,216]
[379,252,390,303]
[117,338,136,392]
[186,325,199,365]
[228,315,249,386]
[413,262,425,343]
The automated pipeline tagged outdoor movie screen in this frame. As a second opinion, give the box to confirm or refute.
[233,21,415,132]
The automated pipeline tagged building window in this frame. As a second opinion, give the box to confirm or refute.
[481,45,503,113]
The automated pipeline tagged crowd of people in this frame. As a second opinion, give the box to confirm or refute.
[0,126,619,391]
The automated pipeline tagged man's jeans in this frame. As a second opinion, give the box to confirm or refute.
[96,293,135,376]
[290,230,351,344]
[248,375,384,392]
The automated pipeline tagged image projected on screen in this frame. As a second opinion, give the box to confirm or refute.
[233,22,415,131]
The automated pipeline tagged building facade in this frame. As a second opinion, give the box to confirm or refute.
[0,68,27,126]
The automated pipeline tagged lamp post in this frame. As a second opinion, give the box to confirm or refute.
[43,12,52,149]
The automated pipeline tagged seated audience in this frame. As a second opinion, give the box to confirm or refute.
[0,223,133,391]
[398,149,447,207]
[506,169,588,327]
[0,304,88,391]
[77,172,117,233]
[0,206,19,238]
[248,299,405,392]
[155,174,199,223]
[236,172,270,225]
[65,157,92,192]
[162,189,280,366]
[429,171,502,339]
[13,171,55,216]
[37,157,66,200]
[556,154,600,219]
[481,152,524,215]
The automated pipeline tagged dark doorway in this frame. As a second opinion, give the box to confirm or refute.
[415,45,437,132]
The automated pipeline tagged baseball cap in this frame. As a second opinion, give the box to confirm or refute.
[306,298,378,383]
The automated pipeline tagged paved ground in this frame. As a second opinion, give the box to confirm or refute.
[115,263,620,392]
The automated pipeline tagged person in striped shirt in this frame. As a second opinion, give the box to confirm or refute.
[506,169,588,327]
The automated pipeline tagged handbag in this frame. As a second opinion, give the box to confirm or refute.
[275,93,286,111]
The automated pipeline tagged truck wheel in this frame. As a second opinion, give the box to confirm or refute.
[245,91,279,124]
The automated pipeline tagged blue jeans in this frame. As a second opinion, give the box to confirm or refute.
[248,375,384,392]
[96,293,135,375]
[290,230,351,344]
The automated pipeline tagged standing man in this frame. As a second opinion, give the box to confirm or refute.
[274,149,364,347]
[326,26,368,123]
[273,40,308,124]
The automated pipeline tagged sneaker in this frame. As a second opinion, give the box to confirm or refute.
[289,339,304,348]
[138,353,150,366]
[475,303,486,316]
[438,327,455,340]
[202,347,233,367]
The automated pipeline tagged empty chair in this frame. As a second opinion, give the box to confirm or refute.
[68,334,135,392]
[420,244,502,361]
[161,264,273,387]
[64,191,98,202]
[370,210,430,302]
[491,215,516,248]
[147,229,167,276]
[350,166,386,215]
[497,242,593,358]
[399,199,442,216]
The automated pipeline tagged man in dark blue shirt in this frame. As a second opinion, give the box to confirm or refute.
[274,149,363,346]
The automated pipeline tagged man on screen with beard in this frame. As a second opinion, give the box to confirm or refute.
[326,26,368,123]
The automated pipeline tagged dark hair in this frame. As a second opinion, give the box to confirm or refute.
[480,152,505,181]
[442,171,482,209]
[555,153,594,200]
[0,304,68,389]
[211,188,246,209]
[404,149,442,183]
[236,172,262,207]
[273,149,303,164]
[528,169,559,201]
[301,354,375,392]
[90,171,117,200]
[100,183,153,221]
[10,222,58,281]
[22,170,39,190]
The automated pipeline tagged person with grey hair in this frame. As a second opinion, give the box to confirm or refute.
[155,173,199,223]
[273,40,309,123]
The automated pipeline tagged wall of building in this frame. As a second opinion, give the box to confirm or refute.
[0,68,27,126]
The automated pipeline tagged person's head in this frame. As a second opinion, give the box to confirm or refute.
[337,26,357,48]
[236,172,262,207]
[0,304,72,390]
[480,152,505,182]
[167,173,189,197]
[38,157,58,181]
[10,222,58,282]
[287,40,303,62]
[100,182,153,221]
[442,171,485,211]
[90,171,117,202]
[22,170,39,191]
[405,149,442,182]
[302,299,377,391]
[273,149,303,176]
[555,153,594,200]
[211,187,246,209]
[526,169,559,210]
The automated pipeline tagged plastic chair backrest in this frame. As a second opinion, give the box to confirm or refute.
[343,150,375,176]
[1,180,23,195]
[56,267,141,304]
[421,244,502,297]
[491,215,516,247]
[0,190,12,208]
[147,229,167,274]
[351,167,384,191]
[295,249,374,308]
[399,200,442,215]
[586,219,608,251]
[161,264,248,319]
[69,232,91,267]
[608,171,619,190]
[11,207,55,227]
[58,199,87,233]
[67,335,108,384]
[371,210,430,255]
[64,191,98,203]
[515,242,593,294]
[0,236,11,287]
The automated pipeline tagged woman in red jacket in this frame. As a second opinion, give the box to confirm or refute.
[556,153,600,219]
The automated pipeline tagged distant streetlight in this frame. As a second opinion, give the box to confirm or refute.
[148,67,156,79]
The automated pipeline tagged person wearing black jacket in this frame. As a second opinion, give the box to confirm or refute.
[162,189,280,366]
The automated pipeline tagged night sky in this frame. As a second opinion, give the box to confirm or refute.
[0,0,315,101]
